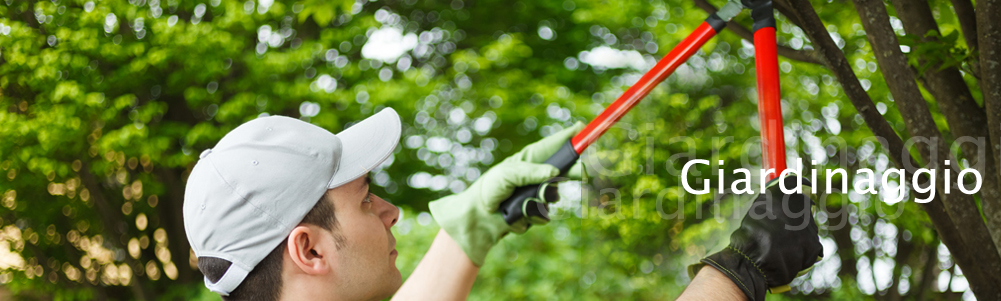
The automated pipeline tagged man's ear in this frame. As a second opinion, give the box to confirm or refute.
[286,225,333,275]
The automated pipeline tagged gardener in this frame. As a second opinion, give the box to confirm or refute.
[183,108,821,301]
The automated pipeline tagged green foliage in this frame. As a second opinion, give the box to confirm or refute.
[0,0,982,300]
[898,29,971,76]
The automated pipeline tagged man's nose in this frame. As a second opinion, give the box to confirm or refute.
[374,194,399,228]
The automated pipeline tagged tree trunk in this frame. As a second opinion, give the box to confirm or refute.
[889,0,1001,257]
[851,0,1001,298]
[979,0,1001,225]
[776,0,1001,298]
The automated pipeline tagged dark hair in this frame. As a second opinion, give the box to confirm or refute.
[198,194,341,301]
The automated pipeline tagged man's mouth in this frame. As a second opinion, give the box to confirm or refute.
[389,233,397,256]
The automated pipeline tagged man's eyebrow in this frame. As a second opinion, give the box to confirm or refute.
[359,175,371,192]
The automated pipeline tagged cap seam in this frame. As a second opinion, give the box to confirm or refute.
[205,158,287,228]
[214,116,336,162]
[222,143,335,166]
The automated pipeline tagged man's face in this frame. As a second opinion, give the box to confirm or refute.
[325,175,402,300]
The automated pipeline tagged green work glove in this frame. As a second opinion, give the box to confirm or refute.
[688,176,823,301]
[429,122,585,266]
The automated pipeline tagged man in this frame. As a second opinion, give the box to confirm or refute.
[183,108,821,300]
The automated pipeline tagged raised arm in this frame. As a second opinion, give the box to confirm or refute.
[393,124,585,300]
[677,266,748,301]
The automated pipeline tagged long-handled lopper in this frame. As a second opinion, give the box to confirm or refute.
[499,0,788,226]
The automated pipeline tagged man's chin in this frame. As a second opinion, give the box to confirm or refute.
[392,267,402,286]
[381,269,404,299]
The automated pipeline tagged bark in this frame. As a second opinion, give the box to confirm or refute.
[692,0,823,65]
[980,0,1001,226]
[890,0,1001,256]
[851,0,1001,298]
[776,0,1001,297]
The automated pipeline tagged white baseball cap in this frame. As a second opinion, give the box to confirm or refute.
[182,108,401,295]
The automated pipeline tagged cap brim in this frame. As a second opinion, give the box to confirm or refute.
[327,108,402,188]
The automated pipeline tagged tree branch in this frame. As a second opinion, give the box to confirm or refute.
[776,0,1001,297]
[950,0,981,77]
[20,1,47,36]
[887,226,913,301]
[851,0,1001,298]
[692,0,822,65]
[915,238,937,301]
[889,0,1001,257]
[979,0,1001,233]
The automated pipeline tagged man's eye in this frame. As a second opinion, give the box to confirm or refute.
[363,193,373,203]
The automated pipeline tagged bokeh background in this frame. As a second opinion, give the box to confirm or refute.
[0,0,991,300]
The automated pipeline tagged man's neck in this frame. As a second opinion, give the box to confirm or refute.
[280,276,345,301]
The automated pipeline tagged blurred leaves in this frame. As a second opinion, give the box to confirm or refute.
[898,29,971,77]
[0,0,985,300]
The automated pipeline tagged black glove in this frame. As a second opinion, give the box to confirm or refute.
[692,176,823,301]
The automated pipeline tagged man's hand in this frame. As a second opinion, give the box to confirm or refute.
[428,122,585,266]
[689,176,823,301]
[394,123,584,300]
